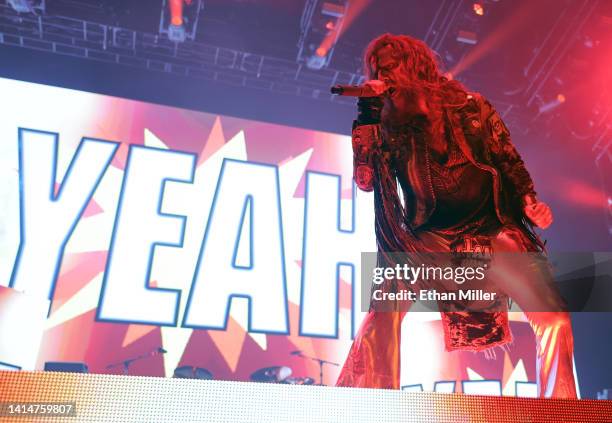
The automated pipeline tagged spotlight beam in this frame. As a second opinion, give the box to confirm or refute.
[449,1,542,78]
[316,0,373,60]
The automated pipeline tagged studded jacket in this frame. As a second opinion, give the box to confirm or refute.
[351,93,537,230]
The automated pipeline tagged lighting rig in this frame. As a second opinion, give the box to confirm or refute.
[297,0,348,70]
[6,0,44,14]
[159,0,203,43]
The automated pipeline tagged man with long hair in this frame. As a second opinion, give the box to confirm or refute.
[336,33,577,398]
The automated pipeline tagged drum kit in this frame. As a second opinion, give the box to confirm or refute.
[110,344,337,385]
[173,365,214,380]
[249,366,314,385]
[249,351,339,386]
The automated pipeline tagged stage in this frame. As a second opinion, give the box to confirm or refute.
[0,1,611,421]
[0,371,610,422]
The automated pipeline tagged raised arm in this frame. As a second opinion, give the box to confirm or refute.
[351,96,384,192]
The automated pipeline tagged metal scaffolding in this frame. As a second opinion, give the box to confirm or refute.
[0,2,364,106]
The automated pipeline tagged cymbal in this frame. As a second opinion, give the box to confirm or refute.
[173,365,213,380]
[250,366,292,383]
[282,377,316,385]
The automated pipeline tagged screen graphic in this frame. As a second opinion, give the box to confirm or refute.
[0,77,569,394]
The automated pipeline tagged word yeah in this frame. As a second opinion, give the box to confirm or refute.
[9,129,371,338]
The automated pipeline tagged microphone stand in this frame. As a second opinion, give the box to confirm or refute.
[106,347,166,375]
[293,352,339,385]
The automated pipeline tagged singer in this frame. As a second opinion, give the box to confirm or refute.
[335,34,577,398]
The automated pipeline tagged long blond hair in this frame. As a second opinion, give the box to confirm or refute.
[364,33,467,140]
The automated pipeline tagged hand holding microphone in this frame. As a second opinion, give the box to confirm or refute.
[331,80,389,126]
[330,80,390,97]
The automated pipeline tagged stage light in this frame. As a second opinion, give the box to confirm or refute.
[297,0,349,70]
[159,0,203,43]
[307,53,327,70]
[168,0,189,42]
[473,3,484,16]
[170,0,186,26]
[7,0,44,14]
[306,43,330,69]
[168,24,187,43]
[457,30,478,45]
[538,94,567,113]
[7,0,33,13]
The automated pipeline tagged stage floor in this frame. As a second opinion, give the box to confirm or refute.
[0,371,611,422]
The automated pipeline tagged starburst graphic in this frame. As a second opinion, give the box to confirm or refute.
[0,77,544,389]
[44,115,335,379]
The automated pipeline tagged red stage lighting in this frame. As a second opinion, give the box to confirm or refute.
[170,0,184,26]
[473,3,484,16]
[169,0,193,26]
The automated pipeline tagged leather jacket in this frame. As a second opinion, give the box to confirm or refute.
[351,93,537,230]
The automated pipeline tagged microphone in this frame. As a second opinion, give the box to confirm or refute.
[290,350,302,356]
[330,80,389,97]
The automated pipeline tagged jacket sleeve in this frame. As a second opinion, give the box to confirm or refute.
[351,121,382,192]
[480,97,537,205]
